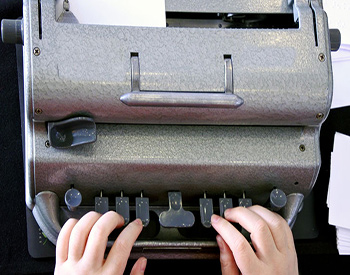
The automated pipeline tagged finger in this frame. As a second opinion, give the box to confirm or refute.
[224,207,277,256]
[217,235,240,275]
[68,211,102,261]
[82,211,125,267]
[56,218,78,264]
[130,257,147,275]
[211,214,258,272]
[248,205,293,253]
[103,219,143,274]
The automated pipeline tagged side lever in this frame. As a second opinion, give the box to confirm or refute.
[280,193,304,229]
[32,191,61,245]
[48,117,96,149]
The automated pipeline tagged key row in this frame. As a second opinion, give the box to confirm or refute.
[64,189,287,228]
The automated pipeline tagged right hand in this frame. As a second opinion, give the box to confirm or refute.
[211,206,298,275]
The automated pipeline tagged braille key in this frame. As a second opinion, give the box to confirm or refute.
[135,192,150,227]
[219,192,233,217]
[159,191,195,228]
[199,192,214,228]
[95,191,109,214]
[239,192,252,208]
[115,191,130,225]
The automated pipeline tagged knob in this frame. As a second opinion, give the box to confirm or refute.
[269,188,287,211]
[64,188,82,211]
[1,19,23,44]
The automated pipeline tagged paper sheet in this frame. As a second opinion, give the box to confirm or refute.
[324,1,350,45]
[328,132,350,229]
[323,1,350,109]
[328,132,350,254]
[56,0,166,27]
[330,45,350,109]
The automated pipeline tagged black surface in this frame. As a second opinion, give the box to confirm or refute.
[1,1,350,274]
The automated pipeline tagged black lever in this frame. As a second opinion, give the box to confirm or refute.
[48,117,96,149]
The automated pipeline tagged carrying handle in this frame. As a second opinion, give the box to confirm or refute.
[120,54,244,108]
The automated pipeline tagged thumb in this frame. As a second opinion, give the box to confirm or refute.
[130,257,147,275]
[217,235,240,275]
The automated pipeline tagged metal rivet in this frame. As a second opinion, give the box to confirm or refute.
[35,108,43,115]
[318,53,325,62]
[316,113,324,119]
[45,140,50,148]
[299,145,306,152]
[33,47,41,56]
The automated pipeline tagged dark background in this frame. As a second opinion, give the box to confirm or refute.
[1,1,350,274]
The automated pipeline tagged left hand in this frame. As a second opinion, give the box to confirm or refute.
[54,211,146,275]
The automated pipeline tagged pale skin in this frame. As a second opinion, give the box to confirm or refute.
[55,206,298,274]
[211,206,299,275]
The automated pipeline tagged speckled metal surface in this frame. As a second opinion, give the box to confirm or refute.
[34,122,320,206]
[27,0,332,126]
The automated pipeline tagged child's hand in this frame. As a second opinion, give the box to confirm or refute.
[212,206,298,275]
[55,211,146,275]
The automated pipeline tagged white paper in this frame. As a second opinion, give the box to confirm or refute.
[328,132,350,229]
[324,0,350,44]
[328,133,350,255]
[331,45,350,109]
[323,1,350,109]
[56,0,166,27]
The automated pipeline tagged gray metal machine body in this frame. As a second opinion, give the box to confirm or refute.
[2,0,334,258]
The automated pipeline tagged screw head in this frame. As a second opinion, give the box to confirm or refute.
[33,47,41,56]
[318,53,325,62]
[35,108,43,115]
[316,113,325,119]
[45,140,50,148]
[299,144,306,152]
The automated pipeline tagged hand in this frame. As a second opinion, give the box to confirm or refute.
[55,211,147,275]
[211,206,298,275]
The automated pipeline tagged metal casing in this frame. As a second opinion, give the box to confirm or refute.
[17,0,332,258]
[26,0,332,125]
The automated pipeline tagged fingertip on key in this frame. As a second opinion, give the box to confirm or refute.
[211,214,221,223]
[134,218,143,226]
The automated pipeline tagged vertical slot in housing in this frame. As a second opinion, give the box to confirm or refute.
[38,0,42,39]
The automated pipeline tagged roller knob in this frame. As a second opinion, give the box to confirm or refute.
[64,188,82,211]
[330,29,341,52]
[1,19,23,44]
[269,189,287,211]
